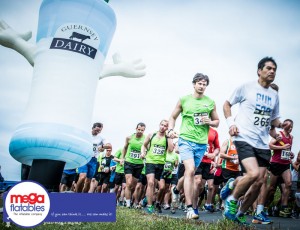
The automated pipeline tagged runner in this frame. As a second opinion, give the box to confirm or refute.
[265,119,294,218]
[96,143,114,193]
[223,57,288,225]
[195,127,220,213]
[218,138,242,201]
[76,122,106,192]
[121,122,146,208]
[60,168,77,192]
[141,119,174,214]
[113,148,126,205]
[168,73,220,219]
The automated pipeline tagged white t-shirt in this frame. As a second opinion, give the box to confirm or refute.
[228,81,280,149]
[92,134,105,158]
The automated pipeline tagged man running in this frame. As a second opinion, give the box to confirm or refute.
[141,119,174,213]
[76,122,106,192]
[168,73,219,219]
[223,57,288,225]
[121,122,146,208]
[265,119,294,218]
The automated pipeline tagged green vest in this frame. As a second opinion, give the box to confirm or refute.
[146,133,167,164]
[125,134,145,165]
[180,94,215,144]
[114,148,124,174]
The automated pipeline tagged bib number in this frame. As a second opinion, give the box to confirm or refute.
[164,162,172,170]
[130,150,141,159]
[93,144,97,153]
[194,112,208,125]
[153,145,165,155]
[281,150,291,160]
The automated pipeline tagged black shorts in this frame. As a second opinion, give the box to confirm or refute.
[269,162,290,176]
[138,174,147,186]
[195,162,214,180]
[96,172,111,185]
[163,174,178,185]
[114,172,126,185]
[234,141,271,170]
[178,163,185,179]
[109,181,115,189]
[124,161,144,179]
[213,175,225,186]
[222,168,242,180]
[146,163,164,180]
[61,172,77,188]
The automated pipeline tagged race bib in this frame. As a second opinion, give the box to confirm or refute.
[164,162,172,170]
[230,154,239,164]
[130,150,141,159]
[194,112,208,125]
[281,150,291,160]
[153,145,165,155]
[93,143,97,153]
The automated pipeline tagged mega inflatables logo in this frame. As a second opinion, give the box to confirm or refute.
[5,181,50,227]
[50,23,100,59]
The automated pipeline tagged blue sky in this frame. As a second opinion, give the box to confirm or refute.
[0,0,299,180]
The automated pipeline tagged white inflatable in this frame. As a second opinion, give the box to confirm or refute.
[0,0,145,169]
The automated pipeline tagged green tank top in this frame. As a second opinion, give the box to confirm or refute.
[163,151,179,179]
[114,148,124,173]
[125,134,145,165]
[146,133,167,164]
[180,94,215,144]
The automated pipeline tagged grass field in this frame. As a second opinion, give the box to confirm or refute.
[0,202,252,230]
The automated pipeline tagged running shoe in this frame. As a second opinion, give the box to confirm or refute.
[147,205,154,214]
[235,213,250,226]
[194,208,199,216]
[163,204,170,210]
[186,207,199,219]
[223,199,238,221]
[279,208,292,218]
[155,203,162,213]
[220,178,235,200]
[141,197,148,207]
[204,204,214,213]
[252,211,272,224]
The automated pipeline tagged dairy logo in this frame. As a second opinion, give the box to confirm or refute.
[5,181,50,228]
[50,23,100,59]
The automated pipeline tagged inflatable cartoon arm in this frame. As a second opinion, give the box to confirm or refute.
[100,53,146,79]
[0,20,36,66]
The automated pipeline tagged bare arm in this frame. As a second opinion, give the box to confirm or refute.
[168,100,182,138]
[141,133,152,159]
[121,136,130,163]
[269,136,291,150]
[223,100,239,136]
[208,104,219,128]
[167,137,174,153]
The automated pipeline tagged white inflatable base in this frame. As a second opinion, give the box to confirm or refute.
[9,122,92,169]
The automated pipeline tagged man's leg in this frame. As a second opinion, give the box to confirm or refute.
[146,174,156,213]
[224,157,260,222]
[193,174,202,210]
[125,174,134,207]
[279,169,292,217]
[75,172,87,192]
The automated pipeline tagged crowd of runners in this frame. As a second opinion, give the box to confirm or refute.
[22,56,299,226]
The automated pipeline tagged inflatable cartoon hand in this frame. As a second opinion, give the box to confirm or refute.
[0,20,36,65]
[99,52,146,79]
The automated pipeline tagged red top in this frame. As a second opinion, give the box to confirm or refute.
[201,128,220,164]
[271,131,293,164]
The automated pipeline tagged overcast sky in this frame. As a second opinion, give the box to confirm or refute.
[0,0,299,180]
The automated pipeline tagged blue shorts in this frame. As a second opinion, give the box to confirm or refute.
[178,137,207,168]
[77,157,98,179]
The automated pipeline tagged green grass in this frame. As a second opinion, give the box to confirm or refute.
[0,205,252,230]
